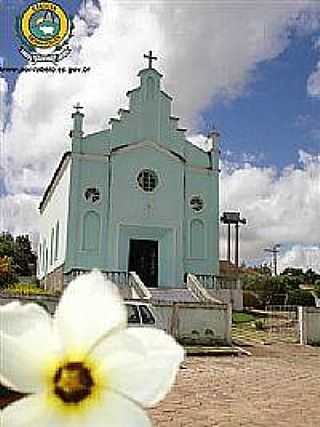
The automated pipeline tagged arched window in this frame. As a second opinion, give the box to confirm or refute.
[50,228,54,265]
[55,221,60,260]
[39,243,42,273]
[190,219,205,258]
[42,242,45,272]
[45,246,48,273]
[82,211,100,252]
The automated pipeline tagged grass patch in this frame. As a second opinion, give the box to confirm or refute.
[232,312,256,324]
[2,283,50,296]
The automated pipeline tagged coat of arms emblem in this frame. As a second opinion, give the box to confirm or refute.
[17,1,73,63]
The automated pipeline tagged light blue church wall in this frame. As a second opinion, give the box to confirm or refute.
[110,145,184,287]
[65,155,110,272]
[39,57,220,289]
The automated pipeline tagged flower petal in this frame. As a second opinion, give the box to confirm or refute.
[53,271,127,353]
[0,301,51,337]
[0,320,58,393]
[1,394,54,427]
[1,391,151,427]
[0,302,56,391]
[78,390,151,427]
[92,327,184,407]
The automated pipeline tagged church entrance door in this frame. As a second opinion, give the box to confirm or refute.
[128,239,158,287]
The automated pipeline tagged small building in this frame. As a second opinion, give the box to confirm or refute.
[37,53,222,299]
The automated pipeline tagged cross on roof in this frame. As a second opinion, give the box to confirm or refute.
[73,102,83,113]
[144,50,157,69]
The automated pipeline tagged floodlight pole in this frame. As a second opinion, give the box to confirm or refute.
[235,223,239,268]
[221,212,247,268]
[227,223,231,262]
[264,244,281,276]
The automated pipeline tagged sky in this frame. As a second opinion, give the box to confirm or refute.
[0,0,320,272]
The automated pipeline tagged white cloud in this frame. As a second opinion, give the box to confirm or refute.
[307,62,320,97]
[278,245,320,273]
[220,150,320,270]
[188,134,210,151]
[2,0,320,272]
[0,193,40,247]
[0,78,8,189]
[305,28,320,98]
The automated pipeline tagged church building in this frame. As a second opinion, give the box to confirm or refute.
[37,52,220,295]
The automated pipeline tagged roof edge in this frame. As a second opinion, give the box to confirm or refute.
[39,151,71,213]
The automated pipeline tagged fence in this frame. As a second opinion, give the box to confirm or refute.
[264,305,300,343]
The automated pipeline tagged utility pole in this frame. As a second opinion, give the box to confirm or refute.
[264,244,281,276]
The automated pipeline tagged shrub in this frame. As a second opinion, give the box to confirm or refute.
[3,283,49,296]
[255,320,265,330]
[243,291,263,309]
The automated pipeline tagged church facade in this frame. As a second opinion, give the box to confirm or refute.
[37,54,220,292]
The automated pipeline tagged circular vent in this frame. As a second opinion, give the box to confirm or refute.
[84,187,101,204]
[137,169,158,192]
[190,195,205,212]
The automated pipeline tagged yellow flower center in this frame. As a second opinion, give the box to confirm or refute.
[54,362,94,404]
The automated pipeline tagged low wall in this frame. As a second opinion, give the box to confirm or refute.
[154,302,232,346]
[0,295,58,315]
[299,307,320,345]
[0,296,232,346]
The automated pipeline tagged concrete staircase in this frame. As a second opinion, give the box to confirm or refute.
[148,287,199,303]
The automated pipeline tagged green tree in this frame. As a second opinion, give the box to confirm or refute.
[252,263,272,276]
[0,232,36,277]
[13,235,36,276]
[304,268,320,285]
[0,232,15,259]
[0,256,16,287]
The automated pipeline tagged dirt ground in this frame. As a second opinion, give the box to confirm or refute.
[1,344,319,426]
[149,344,320,427]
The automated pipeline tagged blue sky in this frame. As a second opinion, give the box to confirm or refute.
[203,34,320,169]
[1,1,319,270]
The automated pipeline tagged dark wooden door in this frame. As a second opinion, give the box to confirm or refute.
[128,239,158,287]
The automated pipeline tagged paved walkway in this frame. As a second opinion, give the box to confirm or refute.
[149,344,320,426]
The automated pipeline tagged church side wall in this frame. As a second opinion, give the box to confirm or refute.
[38,160,71,284]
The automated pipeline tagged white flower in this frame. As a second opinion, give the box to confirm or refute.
[0,271,184,426]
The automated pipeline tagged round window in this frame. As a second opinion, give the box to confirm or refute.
[190,195,205,212]
[84,187,101,204]
[137,169,158,192]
